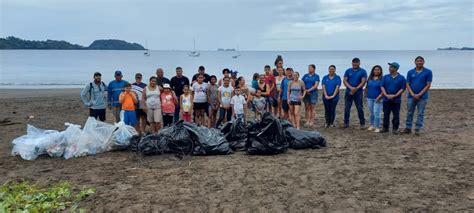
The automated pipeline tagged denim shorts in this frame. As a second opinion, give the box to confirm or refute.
[303,92,318,104]
[266,96,278,107]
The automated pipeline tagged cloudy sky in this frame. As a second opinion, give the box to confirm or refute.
[1,0,473,50]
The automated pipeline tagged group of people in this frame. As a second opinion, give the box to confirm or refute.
[80,55,432,135]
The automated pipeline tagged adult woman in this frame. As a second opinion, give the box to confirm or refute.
[258,74,270,104]
[365,65,384,132]
[275,67,285,118]
[287,72,306,129]
[322,65,342,128]
[142,77,162,133]
[302,64,320,127]
[273,55,284,76]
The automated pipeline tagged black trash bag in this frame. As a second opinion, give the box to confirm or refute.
[280,119,293,129]
[285,127,327,150]
[246,113,289,155]
[128,135,142,152]
[183,122,233,155]
[220,118,248,151]
[138,133,169,155]
[164,122,194,155]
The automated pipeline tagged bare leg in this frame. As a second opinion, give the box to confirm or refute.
[295,105,301,129]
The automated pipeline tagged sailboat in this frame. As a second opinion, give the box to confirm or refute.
[189,39,200,57]
[143,40,150,56]
[232,44,241,59]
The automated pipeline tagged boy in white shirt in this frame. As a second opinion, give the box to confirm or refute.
[231,87,247,119]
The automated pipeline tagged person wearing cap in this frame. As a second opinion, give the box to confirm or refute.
[155,68,171,87]
[170,67,190,122]
[160,83,178,127]
[343,57,367,129]
[192,66,211,83]
[132,73,147,135]
[402,56,433,135]
[80,72,108,121]
[380,62,406,134]
[108,70,129,122]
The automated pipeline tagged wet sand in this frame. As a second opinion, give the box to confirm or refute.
[0,89,473,211]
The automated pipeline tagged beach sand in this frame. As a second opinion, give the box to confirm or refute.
[0,89,473,211]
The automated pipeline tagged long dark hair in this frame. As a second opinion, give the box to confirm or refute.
[274,55,283,67]
[368,65,383,80]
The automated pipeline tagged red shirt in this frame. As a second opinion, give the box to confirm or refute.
[160,92,176,114]
[264,74,276,97]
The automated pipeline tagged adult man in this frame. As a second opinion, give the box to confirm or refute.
[170,67,190,122]
[264,65,277,114]
[343,57,367,129]
[108,70,129,122]
[402,56,433,135]
[380,62,406,134]
[156,68,171,87]
[132,73,147,134]
[192,66,211,83]
[80,72,107,121]
[279,68,294,120]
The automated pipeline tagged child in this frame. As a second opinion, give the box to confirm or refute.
[215,76,233,128]
[191,74,208,126]
[207,75,219,127]
[161,83,178,127]
[119,83,138,126]
[180,85,193,122]
[252,89,266,121]
[231,87,247,120]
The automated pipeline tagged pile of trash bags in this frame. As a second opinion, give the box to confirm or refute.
[11,117,137,160]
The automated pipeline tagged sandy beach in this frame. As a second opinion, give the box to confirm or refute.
[0,89,473,211]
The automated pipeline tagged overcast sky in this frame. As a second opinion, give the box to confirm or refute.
[1,0,473,50]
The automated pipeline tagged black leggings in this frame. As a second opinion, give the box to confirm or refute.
[216,107,232,128]
[323,98,338,125]
[163,113,174,127]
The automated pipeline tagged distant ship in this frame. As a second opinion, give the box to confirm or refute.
[144,40,150,56]
[189,39,200,57]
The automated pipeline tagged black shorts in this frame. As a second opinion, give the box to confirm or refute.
[89,109,106,121]
[135,109,147,117]
[194,102,208,110]
[290,101,301,106]
[282,100,289,111]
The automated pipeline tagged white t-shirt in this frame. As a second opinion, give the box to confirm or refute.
[191,82,208,103]
[230,95,247,115]
[218,85,234,107]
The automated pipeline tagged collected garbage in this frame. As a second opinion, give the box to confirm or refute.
[245,112,289,155]
[220,118,248,151]
[285,127,326,149]
[11,125,64,160]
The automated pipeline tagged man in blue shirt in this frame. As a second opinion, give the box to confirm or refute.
[402,56,433,135]
[343,58,367,129]
[279,68,294,120]
[302,64,320,127]
[380,62,406,134]
[108,70,129,122]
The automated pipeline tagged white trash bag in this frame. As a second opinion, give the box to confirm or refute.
[61,123,83,159]
[108,122,138,151]
[11,125,64,160]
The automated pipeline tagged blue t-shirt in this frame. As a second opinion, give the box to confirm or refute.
[302,73,320,95]
[381,74,406,103]
[251,80,259,90]
[366,79,382,99]
[343,68,367,94]
[406,68,433,99]
[280,77,293,100]
[108,80,129,107]
[322,75,342,99]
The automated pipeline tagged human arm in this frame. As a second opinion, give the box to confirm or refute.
[80,84,92,107]
[300,82,306,101]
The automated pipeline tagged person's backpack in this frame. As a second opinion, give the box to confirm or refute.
[89,82,106,99]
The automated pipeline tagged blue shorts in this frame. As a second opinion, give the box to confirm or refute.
[266,96,277,107]
[304,92,318,104]
[123,110,137,126]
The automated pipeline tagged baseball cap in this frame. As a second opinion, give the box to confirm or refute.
[163,83,171,89]
[93,72,102,77]
[114,70,123,76]
[388,62,400,70]
[135,73,142,78]
[352,57,360,63]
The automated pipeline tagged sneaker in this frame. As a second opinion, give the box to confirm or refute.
[379,128,389,133]
[393,129,399,135]
[401,128,412,134]
[368,126,375,131]
[331,124,336,128]
[360,125,366,130]
[325,124,330,128]
[374,128,381,133]
[414,129,421,135]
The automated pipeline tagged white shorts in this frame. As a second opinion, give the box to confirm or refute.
[147,108,162,123]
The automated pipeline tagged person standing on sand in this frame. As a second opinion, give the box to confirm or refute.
[322,65,341,128]
[142,77,162,133]
[279,68,294,120]
[365,65,384,133]
[80,72,107,121]
[119,83,138,126]
[380,62,406,134]
[287,72,306,129]
[402,56,433,135]
[192,66,211,83]
[132,73,147,135]
[343,57,367,129]
[264,65,277,115]
[275,67,285,118]
[160,83,178,127]
[155,68,171,87]
[191,74,208,126]
[302,64,320,127]
[108,70,129,122]
[215,77,234,128]
[207,75,220,128]
[170,67,190,122]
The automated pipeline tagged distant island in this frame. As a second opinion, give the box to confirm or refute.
[0,36,145,50]
[217,48,236,51]
[437,47,474,50]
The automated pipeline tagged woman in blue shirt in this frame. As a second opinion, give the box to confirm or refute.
[365,65,384,132]
[322,65,341,128]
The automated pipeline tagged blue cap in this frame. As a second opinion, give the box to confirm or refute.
[231,70,238,76]
[114,70,123,76]
[388,62,400,70]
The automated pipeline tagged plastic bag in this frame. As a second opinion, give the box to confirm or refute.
[138,133,169,155]
[108,122,138,151]
[285,127,327,150]
[11,125,64,160]
[184,122,233,155]
[220,118,248,151]
[62,123,83,159]
[246,112,289,155]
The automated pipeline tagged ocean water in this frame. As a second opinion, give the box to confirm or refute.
[0,50,472,89]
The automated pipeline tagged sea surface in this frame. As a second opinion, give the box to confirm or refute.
[0,50,472,89]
